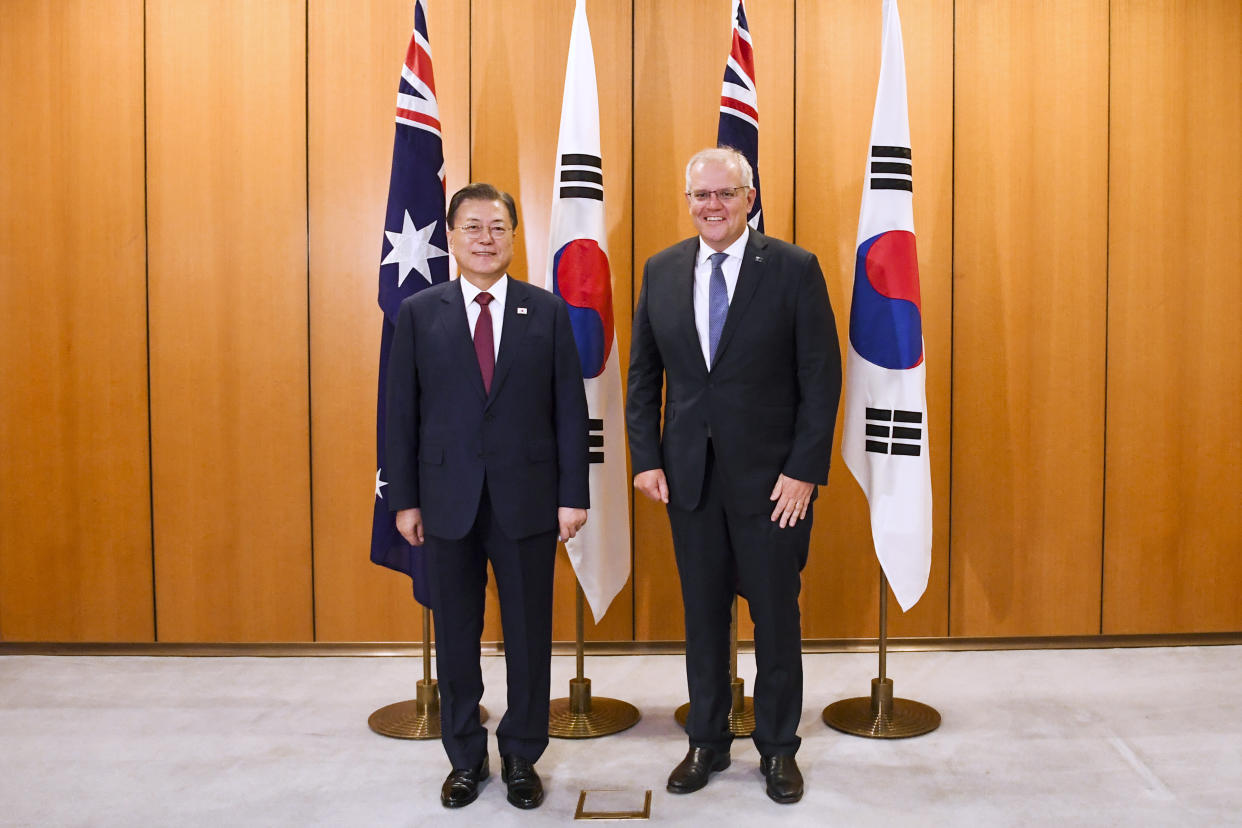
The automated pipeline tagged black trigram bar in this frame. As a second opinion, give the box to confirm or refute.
[864,408,923,456]
[559,186,604,201]
[871,161,912,175]
[587,418,605,464]
[562,153,602,167]
[560,169,603,185]
[560,153,604,201]
[872,145,912,159]
[870,145,913,192]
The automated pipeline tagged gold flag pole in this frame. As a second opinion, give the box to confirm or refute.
[674,596,755,735]
[549,583,641,738]
[368,606,489,739]
[822,569,939,738]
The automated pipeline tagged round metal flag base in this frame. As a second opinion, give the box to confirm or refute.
[674,678,755,736]
[822,678,940,739]
[549,678,641,738]
[368,679,489,740]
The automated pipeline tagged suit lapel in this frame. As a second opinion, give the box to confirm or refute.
[488,279,531,405]
[665,240,704,372]
[712,231,768,369]
[440,282,488,401]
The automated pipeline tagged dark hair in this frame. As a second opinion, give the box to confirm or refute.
[447,183,519,230]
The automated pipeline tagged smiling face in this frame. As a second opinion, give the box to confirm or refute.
[448,198,514,287]
[686,158,756,252]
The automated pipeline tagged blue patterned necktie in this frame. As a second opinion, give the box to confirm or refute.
[708,251,729,366]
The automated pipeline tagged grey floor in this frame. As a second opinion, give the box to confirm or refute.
[1,646,1240,826]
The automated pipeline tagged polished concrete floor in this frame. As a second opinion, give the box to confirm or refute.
[1,646,1239,826]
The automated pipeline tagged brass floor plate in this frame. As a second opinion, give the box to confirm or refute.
[574,789,652,820]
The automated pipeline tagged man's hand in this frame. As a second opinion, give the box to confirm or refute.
[395,508,424,546]
[558,507,588,542]
[633,469,669,503]
[769,475,814,528]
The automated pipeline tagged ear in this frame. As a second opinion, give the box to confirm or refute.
[746,187,757,212]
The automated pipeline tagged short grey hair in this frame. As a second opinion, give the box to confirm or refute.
[684,146,754,192]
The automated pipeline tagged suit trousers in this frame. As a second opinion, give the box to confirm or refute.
[667,444,811,758]
[425,481,557,769]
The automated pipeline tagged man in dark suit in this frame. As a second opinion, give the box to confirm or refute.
[626,148,841,804]
[386,183,589,810]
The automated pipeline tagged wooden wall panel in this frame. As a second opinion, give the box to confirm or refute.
[951,0,1109,636]
[308,1,470,642]
[147,0,312,641]
[632,0,795,643]
[471,0,635,642]
[1104,0,1242,633]
[0,0,152,641]
[794,0,952,639]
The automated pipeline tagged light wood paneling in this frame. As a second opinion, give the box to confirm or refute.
[309,1,470,642]
[632,0,795,643]
[0,0,152,641]
[794,0,952,639]
[147,0,312,641]
[1104,0,1242,633]
[471,0,635,642]
[951,0,1109,636]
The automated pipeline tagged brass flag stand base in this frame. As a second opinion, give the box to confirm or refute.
[823,571,939,739]
[549,585,640,738]
[369,606,488,740]
[674,597,755,736]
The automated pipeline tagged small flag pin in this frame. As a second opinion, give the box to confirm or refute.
[516,307,528,315]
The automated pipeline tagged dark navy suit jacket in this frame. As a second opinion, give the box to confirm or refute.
[385,277,590,540]
[626,231,842,515]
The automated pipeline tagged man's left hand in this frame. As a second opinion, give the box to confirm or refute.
[769,475,814,528]
[558,507,588,542]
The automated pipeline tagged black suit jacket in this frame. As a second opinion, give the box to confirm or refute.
[385,277,590,540]
[626,231,842,514]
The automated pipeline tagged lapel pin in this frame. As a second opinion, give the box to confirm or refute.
[754,255,765,263]
[516,307,528,315]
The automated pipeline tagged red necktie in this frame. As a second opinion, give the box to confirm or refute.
[473,292,495,393]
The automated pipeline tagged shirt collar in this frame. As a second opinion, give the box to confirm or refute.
[697,227,750,266]
[460,273,509,306]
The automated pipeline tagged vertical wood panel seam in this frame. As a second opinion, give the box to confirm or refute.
[946,0,956,637]
[144,0,159,642]
[305,0,317,642]
[791,0,797,247]
[629,0,637,643]
[1099,0,1112,636]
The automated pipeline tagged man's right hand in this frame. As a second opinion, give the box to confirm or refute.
[633,469,669,503]
[395,508,424,546]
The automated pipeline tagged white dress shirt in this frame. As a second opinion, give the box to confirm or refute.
[460,274,508,360]
[693,228,749,367]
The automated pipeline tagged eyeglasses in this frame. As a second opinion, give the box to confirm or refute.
[686,186,749,203]
[453,223,512,239]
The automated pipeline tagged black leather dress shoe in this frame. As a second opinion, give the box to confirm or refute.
[666,747,731,794]
[760,754,804,804]
[500,754,544,809]
[441,756,489,808]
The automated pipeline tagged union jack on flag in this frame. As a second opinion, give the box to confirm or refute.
[717,0,763,232]
[371,0,450,606]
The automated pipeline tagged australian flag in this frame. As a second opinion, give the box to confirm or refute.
[371,0,450,606]
[717,0,763,232]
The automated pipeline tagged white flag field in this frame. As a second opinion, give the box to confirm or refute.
[542,0,630,623]
[841,0,932,612]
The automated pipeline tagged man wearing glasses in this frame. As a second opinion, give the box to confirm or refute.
[386,183,589,810]
[627,148,841,804]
